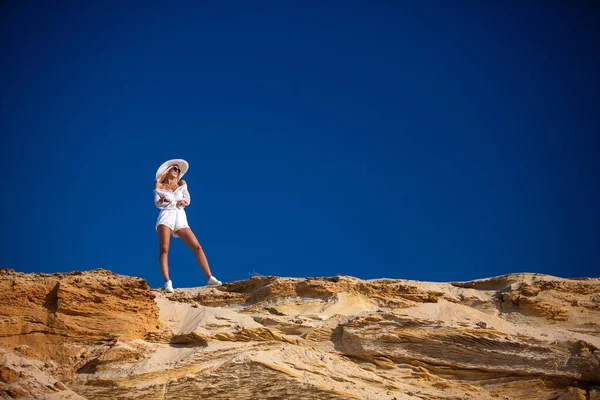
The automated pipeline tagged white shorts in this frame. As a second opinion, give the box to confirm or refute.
[156,209,189,238]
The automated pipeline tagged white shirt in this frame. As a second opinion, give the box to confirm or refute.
[154,184,191,210]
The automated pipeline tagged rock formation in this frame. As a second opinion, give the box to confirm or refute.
[0,268,598,399]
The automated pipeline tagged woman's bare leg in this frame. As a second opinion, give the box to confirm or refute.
[157,225,172,282]
[176,228,213,279]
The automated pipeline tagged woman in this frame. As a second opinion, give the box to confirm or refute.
[154,159,221,292]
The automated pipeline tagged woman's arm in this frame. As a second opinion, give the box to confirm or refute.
[181,180,191,206]
[154,182,170,208]
[175,180,190,208]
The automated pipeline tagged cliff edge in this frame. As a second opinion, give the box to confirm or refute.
[1,269,598,399]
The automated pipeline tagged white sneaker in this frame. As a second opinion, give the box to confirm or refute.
[207,276,222,286]
[164,280,174,293]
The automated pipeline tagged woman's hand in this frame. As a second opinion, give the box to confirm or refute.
[177,200,187,208]
[160,197,171,204]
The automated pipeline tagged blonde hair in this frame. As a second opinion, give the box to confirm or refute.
[159,165,180,183]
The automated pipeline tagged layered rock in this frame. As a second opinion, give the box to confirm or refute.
[0,269,598,399]
[0,268,159,398]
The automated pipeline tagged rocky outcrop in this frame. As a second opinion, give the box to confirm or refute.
[0,269,598,399]
[0,268,159,396]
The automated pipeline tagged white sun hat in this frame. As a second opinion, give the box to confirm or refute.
[155,159,189,182]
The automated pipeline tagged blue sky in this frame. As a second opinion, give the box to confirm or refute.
[1,1,598,288]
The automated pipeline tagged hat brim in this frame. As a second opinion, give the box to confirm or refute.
[156,159,189,181]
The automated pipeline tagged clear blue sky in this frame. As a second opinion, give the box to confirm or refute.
[1,1,598,288]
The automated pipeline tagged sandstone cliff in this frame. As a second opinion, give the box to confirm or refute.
[0,269,598,399]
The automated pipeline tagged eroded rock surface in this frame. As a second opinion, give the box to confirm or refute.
[1,269,598,399]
